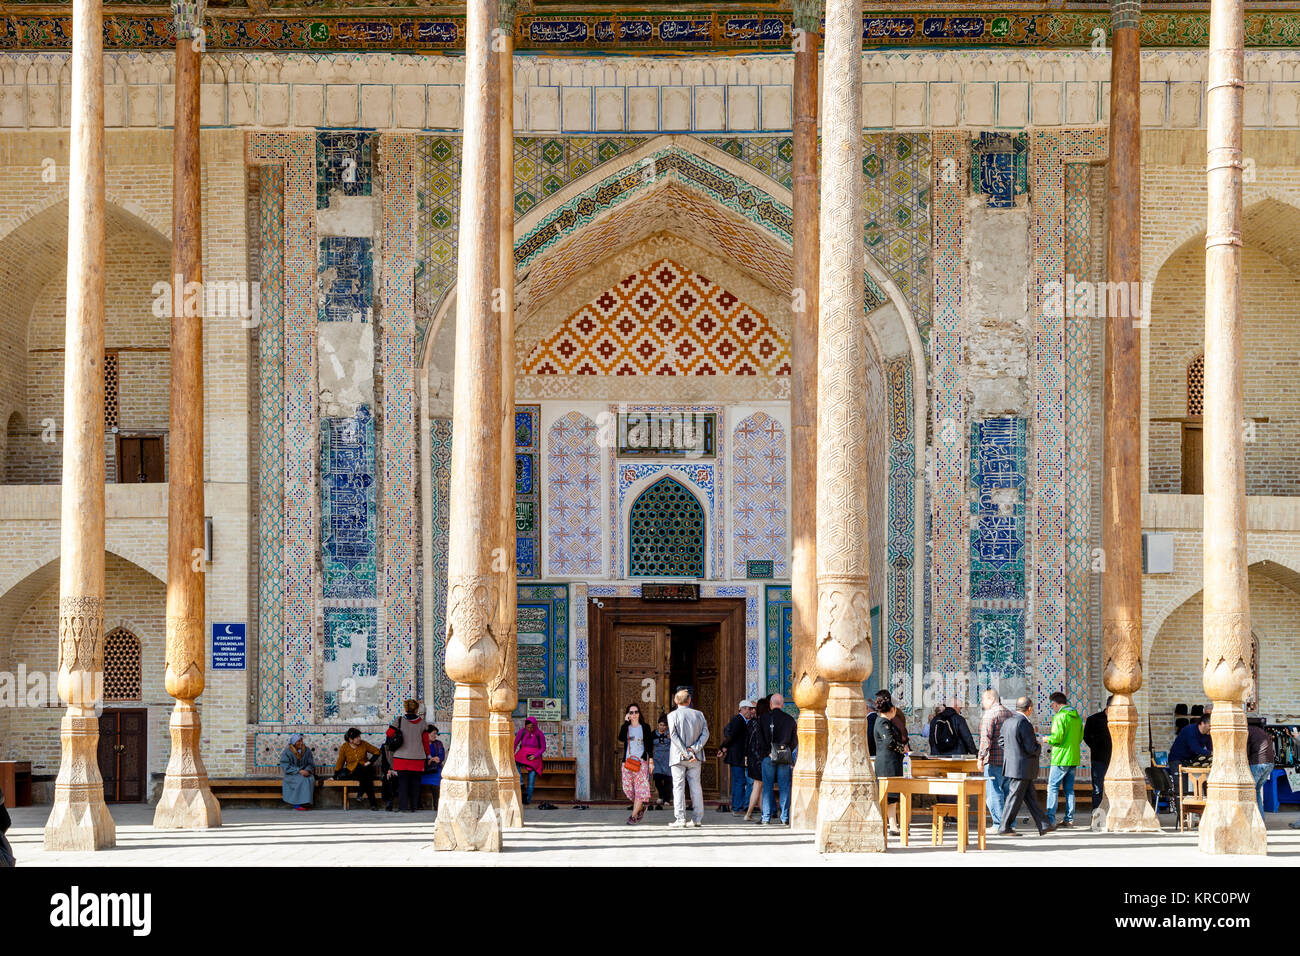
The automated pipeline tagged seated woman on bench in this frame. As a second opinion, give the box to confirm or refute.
[280,734,315,811]
[335,728,383,811]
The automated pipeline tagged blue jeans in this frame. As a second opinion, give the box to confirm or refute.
[728,763,749,812]
[760,757,793,823]
[1250,763,1272,814]
[518,765,536,804]
[985,765,1009,827]
[1045,765,1076,825]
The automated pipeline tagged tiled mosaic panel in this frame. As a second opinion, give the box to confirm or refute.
[546,411,602,577]
[863,133,932,338]
[512,136,640,217]
[524,257,790,377]
[249,132,317,724]
[702,136,794,189]
[628,475,706,577]
[429,418,454,721]
[764,584,792,701]
[321,405,377,600]
[317,130,373,208]
[257,164,285,722]
[380,135,418,715]
[516,584,570,718]
[250,730,386,774]
[969,417,1028,679]
[1030,128,1107,718]
[971,131,1029,209]
[322,607,380,722]
[886,358,915,707]
[930,131,968,678]
[414,135,460,344]
[1064,161,1093,710]
[318,236,374,323]
[516,405,541,579]
[731,411,787,578]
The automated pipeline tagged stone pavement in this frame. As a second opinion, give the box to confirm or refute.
[8,804,1300,866]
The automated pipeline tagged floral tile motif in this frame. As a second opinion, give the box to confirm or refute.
[516,405,541,579]
[886,357,915,707]
[317,130,373,208]
[731,411,788,578]
[764,584,792,700]
[321,405,377,600]
[547,411,602,577]
[969,416,1028,679]
[322,607,379,722]
[516,584,569,718]
[318,236,373,323]
[523,257,790,377]
[428,418,454,722]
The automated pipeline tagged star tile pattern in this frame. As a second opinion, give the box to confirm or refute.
[731,411,788,578]
[522,258,790,377]
[546,411,603,578]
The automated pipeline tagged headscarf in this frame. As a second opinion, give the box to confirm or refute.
[289,733,304,747]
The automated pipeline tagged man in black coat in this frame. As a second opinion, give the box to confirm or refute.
[756,693,799,826]
[999,696,1055,836]
[1083,695,1113,807]
[929,701,977,755]
[718,698,755,815]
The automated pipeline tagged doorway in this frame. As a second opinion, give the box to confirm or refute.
[590,597,744,802]
[97,708,148,802]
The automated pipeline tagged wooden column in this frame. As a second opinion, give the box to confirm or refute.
[44,0,116,851]
[433,0,505,852]
[1200,0,1266,856]
[788,0,826,834]
[488,0,524,828]
[813,0,884,853]
[1098,0,1159,833]
[155,1,221,831]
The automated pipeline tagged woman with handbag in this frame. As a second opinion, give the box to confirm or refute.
[421,724,447,812]
[386,699,431,813]
[514,716,546,807]
[743,695,770,821]
[617,703,654,824]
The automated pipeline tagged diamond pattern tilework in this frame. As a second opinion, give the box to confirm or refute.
[1030,128,1107,718]
[380,135,418,715]
[886,357,915,707]
[731,411,788,578]
[546,411,602,577]
[414,135,461,355]
[864,133,932,339]
[428,417,453,722]
[930,131,968,679]
[250,131,317,724]
[703,136,794,189]
[523,258,790,377]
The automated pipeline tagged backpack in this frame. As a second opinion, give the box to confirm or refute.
[932,716,957,753]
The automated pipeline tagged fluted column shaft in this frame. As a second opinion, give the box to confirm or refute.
[155,9,221,831]
[433,0,505,852]
[489,0,524,828]
[1098,0,1159,834]
[813,0,884,854]
[1200,0,1266,856]
[45,0,116,852]
[788,1,825,833]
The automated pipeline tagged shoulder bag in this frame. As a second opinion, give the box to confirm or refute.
[769,717,794,766]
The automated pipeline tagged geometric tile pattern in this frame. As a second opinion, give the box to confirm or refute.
[428,417,454,722]
[516,405,541,579]
[322,607,379,722]
[1029,127,1107,719]
[257,164,285,722]
[546,410,602,577]
[885,357,915,707]
[628,475,706,578]
[249,131,317,724]
[764,584,793,700]
[930,130,968,678]
[320,405,377,600]
[1064,161,1094,710]
[512,136,640,218]
[516,584,570,718]
[380,134,418,715]
[731,411,787,577]
[523,258,790,377]
[864,132,932,338]
[317,130,373,209]
[702,136,794,190]
[414,134,460,349]
[614,460,719,580]
[969,417,1028,680]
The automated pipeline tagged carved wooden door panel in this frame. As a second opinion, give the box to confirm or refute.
[694,634,721,797]
[97,711,119,801]
[613,625,668,768]
[97,709,148,802]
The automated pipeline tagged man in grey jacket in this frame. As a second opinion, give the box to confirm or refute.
[998,696,1056,837]
[667,688,709,829]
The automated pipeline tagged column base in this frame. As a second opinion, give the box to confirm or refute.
[1095,775,1160,833]
[789,707,825,831]
[815,683,884,853]
[433,681,503,851]
[44,713,116,851]
[154,701,221,829]
[1199,797,1267,855]
[489,709,524,828]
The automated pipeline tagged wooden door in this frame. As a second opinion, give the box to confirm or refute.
[693,632,722,797]
[613,625,669,727]
[117,436,164,483]
[1181,423,1203,494]
[97,709,148,802]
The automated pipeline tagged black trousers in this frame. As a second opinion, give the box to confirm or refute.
[396,770,422,812]
[1001,776,1049,833]
[381,771,398,806]
[653,773,673,803]
[347,762,379,807]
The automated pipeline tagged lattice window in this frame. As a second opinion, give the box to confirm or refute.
[103,627,141,702]
[104,351,119,430]
[628,476,705,578]
[1187,353,1205,417]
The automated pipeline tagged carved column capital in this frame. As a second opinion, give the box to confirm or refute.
[791,0,824,36]
[172,0,207,40]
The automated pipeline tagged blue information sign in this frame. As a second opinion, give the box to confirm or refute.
[212,622,246,671]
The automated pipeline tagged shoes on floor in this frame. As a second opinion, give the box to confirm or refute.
[1060,820,1075,828]
[687,819,701,828]
[627,815,638,825]
[1039,825,1057,834]
[1290,820,1300,830]
[668,819,687,828]
[997,829,1019,836]
[732,810,744,817]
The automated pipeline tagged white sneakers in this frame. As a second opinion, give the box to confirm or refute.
[668,819,704,828]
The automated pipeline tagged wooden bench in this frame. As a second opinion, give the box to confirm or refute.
[530,757,576,804]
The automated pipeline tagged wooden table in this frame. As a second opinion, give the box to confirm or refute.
[909,756,981,778]
[878,775,988,852]
[0,761,32,807]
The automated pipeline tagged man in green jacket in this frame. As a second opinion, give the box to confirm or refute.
[1042,692,1084,828]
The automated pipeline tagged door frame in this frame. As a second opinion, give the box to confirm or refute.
[589,596,745,801]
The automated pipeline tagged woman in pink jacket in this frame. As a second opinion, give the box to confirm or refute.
[513,717,546,806]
